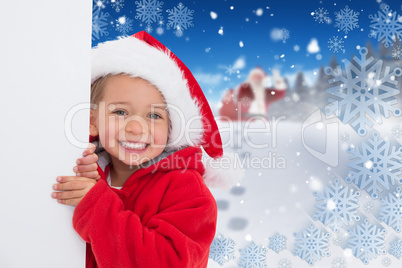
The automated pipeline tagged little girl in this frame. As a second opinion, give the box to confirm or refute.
[51,31,240,267]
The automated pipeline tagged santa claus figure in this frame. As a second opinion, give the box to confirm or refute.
[219,67,286,121]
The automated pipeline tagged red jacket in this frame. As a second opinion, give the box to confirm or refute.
[73,146,217,268]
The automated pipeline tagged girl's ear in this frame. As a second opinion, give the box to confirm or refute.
[89,109,99,136]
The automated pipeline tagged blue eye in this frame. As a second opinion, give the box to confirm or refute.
[113,110,127,116]
[148,113,161,119]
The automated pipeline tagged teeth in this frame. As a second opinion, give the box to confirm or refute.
[119,141,147,150]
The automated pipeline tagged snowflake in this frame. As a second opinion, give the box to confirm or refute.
[92,7,109,41]
[135,0,164,28]
[238,241,267,268]
[280,28,290,43]
[333,235,343,246]
[268,233,287,253]
[324,46,402,136]
[389,239,402,259]
[347,218,387,264]
[328,36,345,53]
[278,258,292,268]
[145,24,153,33]
[346,131,402,199]
[313,7,330,24]
[369,5,402,48]
[363,201,375,214]
[331,256,346,268]
[174,28,184,37]
[209,234,236,266]
[312,179,361,233]
[111,0,124,12]
[392,125,402,139]
[289,184,299,194]
[340,132,349,142]
[392,45,402,59]
[166,2,194,33]
[156,26,164,35]
[239,96,252,109]
[93,0,106,9]
[293,223,331,266]
[382,257,391,267]
[225,65,236,76]
[115,16,133,35]
[335,6,360,34]
[378,187,402,232]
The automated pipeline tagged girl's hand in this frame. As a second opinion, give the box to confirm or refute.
[51,176,97,206]
[73,143,100,180]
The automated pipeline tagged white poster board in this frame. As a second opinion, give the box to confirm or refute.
[0,1,91,267]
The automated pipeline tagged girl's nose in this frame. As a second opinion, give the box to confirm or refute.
[124,116,148,135]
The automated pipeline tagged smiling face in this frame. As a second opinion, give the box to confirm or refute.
[90,75,169,168]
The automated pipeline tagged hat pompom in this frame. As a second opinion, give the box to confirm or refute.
[202,151,245,189]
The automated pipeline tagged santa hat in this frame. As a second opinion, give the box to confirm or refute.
[91,31,244,189]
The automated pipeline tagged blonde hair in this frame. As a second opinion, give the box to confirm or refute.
[90,74,118,108]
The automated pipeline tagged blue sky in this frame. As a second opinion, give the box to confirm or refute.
[92,0,402,102]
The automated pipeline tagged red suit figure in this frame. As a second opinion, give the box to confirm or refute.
[219,67,286,121]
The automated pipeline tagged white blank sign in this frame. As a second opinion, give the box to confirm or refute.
[0,1,91,267]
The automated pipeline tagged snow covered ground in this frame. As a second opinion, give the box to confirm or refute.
[207,113,402,268]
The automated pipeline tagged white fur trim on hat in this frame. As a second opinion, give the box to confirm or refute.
[202,151,245,189]
[91,36,204,151]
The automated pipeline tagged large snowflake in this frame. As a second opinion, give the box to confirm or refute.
[389,239,402,259]
[135,0,164,28]
[368,5,402,48]
[313,7,330,24]
[209,234,236,266]
[238,241,267,268]
[268,233,287,253]
[328,36,345,53]
[324,46,402,136]
[378,187,402,232]
[334,5,360,34]
[92,7,109,41]
[346,131,402,199]
[166,2,194,33]
[347,219,387,264]
[312,179,361,233]
[293,223,331,266]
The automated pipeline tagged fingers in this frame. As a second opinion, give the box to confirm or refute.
[82,143,96,157]
[76,153,98,166]
[52,176,97,206]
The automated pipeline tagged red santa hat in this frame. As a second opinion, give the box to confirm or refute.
[91,31,243,189]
